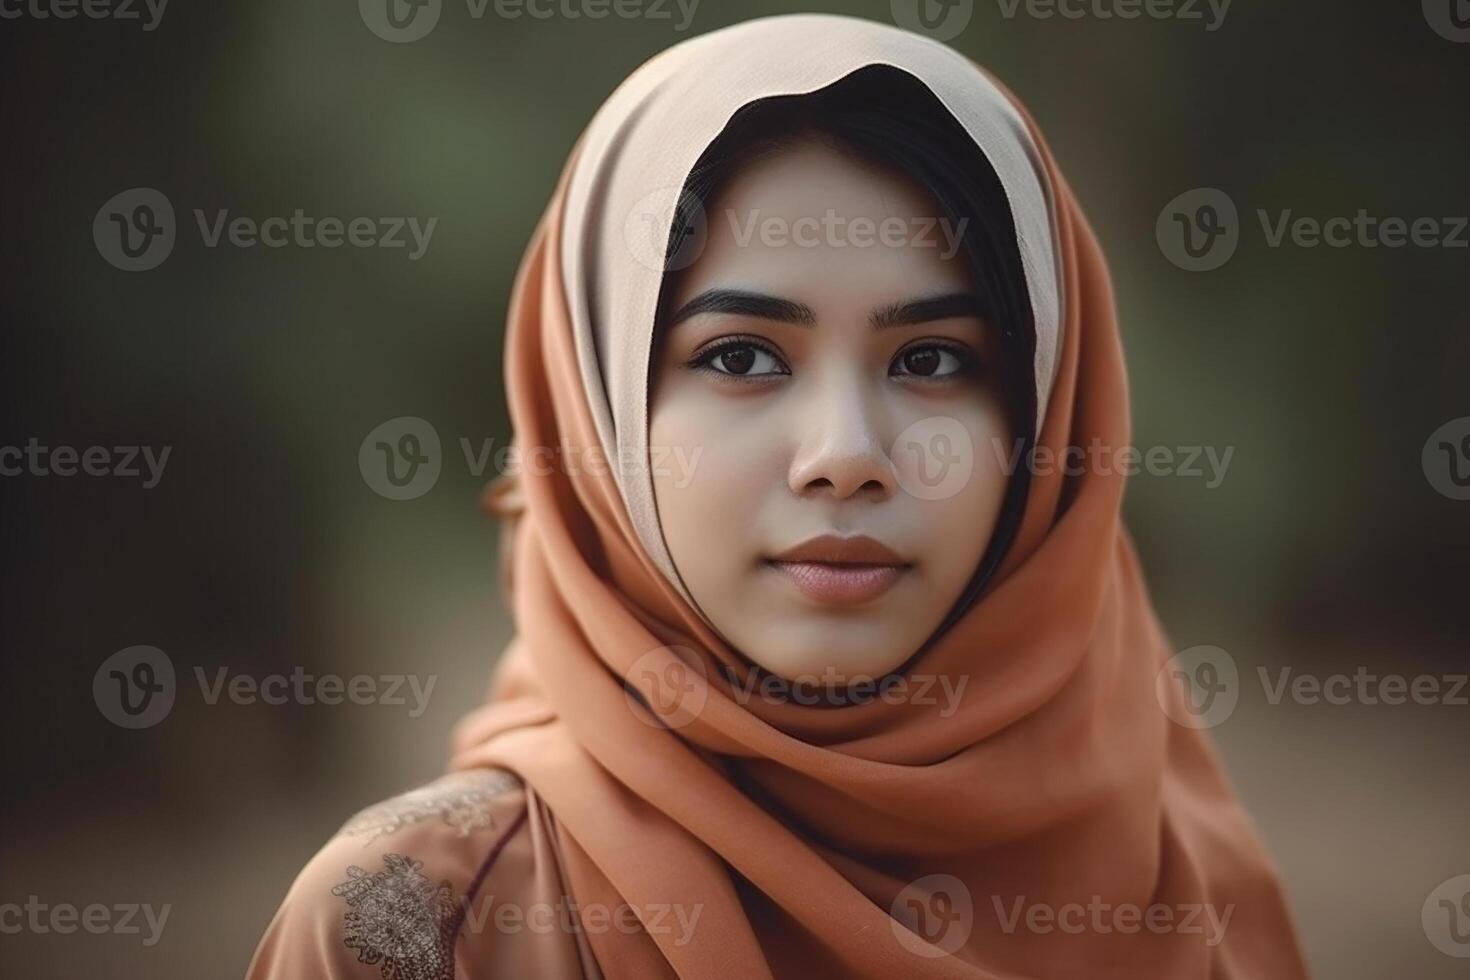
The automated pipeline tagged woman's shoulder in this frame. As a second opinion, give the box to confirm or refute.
[331,766,529,857]
[247,767,597,979]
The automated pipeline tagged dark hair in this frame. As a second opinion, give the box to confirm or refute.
[655,64,1036,644]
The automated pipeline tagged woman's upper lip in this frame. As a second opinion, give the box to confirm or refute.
[766,534,909,566]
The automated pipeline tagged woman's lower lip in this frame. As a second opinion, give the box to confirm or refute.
[764,560,908,605]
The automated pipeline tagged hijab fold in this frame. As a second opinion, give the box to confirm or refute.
[454,14,1308,978]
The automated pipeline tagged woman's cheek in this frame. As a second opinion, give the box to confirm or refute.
[904,407,1010,587]
[653,399,758,546]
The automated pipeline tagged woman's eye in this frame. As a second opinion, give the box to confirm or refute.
[693,341,787,377]
[891,343,970,379]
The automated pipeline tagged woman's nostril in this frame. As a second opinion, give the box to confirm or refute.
[797,472,893,500]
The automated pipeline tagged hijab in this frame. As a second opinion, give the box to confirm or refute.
[452,13,1309,978]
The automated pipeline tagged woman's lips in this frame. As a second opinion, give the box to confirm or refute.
[763,559,908,605]
[763,534,911,605]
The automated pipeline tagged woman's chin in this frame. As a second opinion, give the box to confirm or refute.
[738,622,920,685]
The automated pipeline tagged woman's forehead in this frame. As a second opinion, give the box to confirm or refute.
[671,144,977,308]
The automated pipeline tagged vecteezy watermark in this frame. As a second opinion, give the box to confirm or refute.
[622,193,970,273]
[891,874,974,957]
[93,188,437,272]
[0,0,168,30]
[0,439,171,488]
[1155,645,1240,728]
[92,646,438,728]
[1156,187,1238,272]
[1258,666,1469,708]
[990,895,1234,946]
[1158,187,1470,272]
[991,437,1235,488]
[1423,417,1470,501]
[992,0,1230,31]
[0,897,170,946]
[624,645,710,730]
[721,208,969,261]
[462,893,703,945]
[359,416,443,501]
[1155,645,1470,730]
[329,854,704,944]
[1424,0,1470,43]
[194,666,437,717]
[623,185,708,273]
[1423,874,1470,957]
[358,0,699,43]
[718,663,970,716]
[358,416,703,501]
[92,646,177,729]
[624,647,971,729]
[892,427,1236,501]
[893,416,976,502]
[890,0,974,42]
[92,187,175,272]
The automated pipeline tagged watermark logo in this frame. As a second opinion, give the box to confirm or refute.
[94,188,437,270]
[0,0,169,30]
[194,666,436,717]
[717,665,970,716]
[464,894,703,944]
[0,439,171,487]
[1424,0,1470,42]
[359,416,442,500]
[990,437,1234,487]
[624,186,708,273]
[1423,417,1470,501]
[93,645,176,729]
[893,416,974,501]
[1258,666,1467,707]
[993,0,1230,31]
[361,0,698,42]
[891,874,973,957]
[1154,645,1239,729]
[1156,650,1463,724]
[358,419,702,500]
[94,188,175,272]
[1423,874,1470,957]
[1156,187,1238,272]
[890,0,974,41]
[721,208,968,261]
[93,647,438,726]
[624,645,709,730]
[991,895,1233,945]
[0,898,170,946]
[359,0,442,42]
[1160,188,1469,271]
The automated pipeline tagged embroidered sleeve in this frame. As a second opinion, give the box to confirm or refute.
[244,769,528,980]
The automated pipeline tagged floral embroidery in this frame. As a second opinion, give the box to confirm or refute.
[340,769,520,845]
[331,853,460,980]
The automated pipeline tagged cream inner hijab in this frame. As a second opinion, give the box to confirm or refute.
[558,12,1062,607]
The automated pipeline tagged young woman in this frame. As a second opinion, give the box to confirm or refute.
[247,14,1309,978]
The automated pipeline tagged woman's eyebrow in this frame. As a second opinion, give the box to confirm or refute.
[666,289,814,328]
[666,288,984,330]
[869,293,986,329]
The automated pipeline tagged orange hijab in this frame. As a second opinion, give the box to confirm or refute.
[450,14,1308,979]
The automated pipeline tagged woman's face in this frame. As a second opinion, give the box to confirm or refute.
[649,139,1014,682]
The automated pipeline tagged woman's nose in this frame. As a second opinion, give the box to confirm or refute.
[786,375,897,500]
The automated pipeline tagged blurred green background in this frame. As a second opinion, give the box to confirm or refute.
[1,1,1467,977]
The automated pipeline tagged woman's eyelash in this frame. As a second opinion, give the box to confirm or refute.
[686,336,981,380]
[891,340,981,379]
[687,336,790,377]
